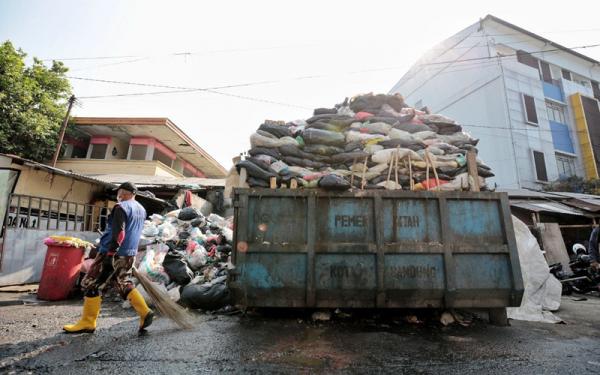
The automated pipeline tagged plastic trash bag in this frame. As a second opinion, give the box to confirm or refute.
[350,121,391,135]
[372,148,422,164]
[138,245,170,285]
[179,275,232,310]
[248,147,281,159]
[303,144,344,156]
[258,123,292,138]
[302,128,346,147]
[345,131,389,144]
[178,207,200,221]
[187,246,208,271]
[236,160,278,181]
[162,250,194,286]
[318,174,351,191]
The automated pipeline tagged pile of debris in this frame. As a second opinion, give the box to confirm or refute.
[235,93,494,191]
[132,208,234,311]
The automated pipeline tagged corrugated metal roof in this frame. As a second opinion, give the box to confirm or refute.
[496,188,560,199]
[90,174,225,188]
[1,153,115,188]
[510,200,589,216]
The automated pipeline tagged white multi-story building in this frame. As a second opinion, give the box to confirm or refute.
[390,15,600,189]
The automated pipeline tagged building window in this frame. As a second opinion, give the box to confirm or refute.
[546,101,566,123]
[592,81,600,101]
[533,150,548,182]
[516,50,539,71]
[562,69,572,81]
[522,94,538,124]
[89,144,107,159]
[539,61,553,83]
[556,153,576,179]
[153,149,173,167]
[129,145,148,160]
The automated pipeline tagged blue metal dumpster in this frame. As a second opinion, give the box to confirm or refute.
[230,189,524,311]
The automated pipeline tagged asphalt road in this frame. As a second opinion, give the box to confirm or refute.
[1,293,600,374]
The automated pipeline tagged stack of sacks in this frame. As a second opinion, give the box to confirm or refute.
[235,93,493,191]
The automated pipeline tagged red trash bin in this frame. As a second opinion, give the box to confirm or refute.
[37,243,85,301]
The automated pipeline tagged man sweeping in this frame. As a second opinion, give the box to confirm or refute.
[63,182,154,334]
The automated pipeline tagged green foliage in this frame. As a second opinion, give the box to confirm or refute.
[544,176,600,195]
[0,40,72,162]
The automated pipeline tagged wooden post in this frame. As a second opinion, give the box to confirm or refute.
[350,157,357,189]
[238,168,247,187]
[360,156,368,190]
[408,154,414,191]
[51,95,76,167]
[466,150,480,192]
[270,177,277,189]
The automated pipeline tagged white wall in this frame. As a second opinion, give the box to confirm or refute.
[0,229,99,286]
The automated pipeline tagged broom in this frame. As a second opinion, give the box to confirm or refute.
[132,266,195,330]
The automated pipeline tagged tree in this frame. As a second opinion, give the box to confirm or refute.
[0,40,72,162]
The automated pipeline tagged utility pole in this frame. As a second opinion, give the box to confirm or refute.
[51,95,76,167]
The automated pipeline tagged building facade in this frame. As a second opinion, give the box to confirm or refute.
[56,117,227,179]
[389,15,600,189]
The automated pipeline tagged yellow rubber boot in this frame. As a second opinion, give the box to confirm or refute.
[127,288,154,332]
[63,296,101,333]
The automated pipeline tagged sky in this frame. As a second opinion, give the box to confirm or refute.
[1,0,600,170]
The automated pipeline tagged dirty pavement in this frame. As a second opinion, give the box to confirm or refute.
[1,293,600,374]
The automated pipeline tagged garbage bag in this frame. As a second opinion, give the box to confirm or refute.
[314,107,338,115]
[302,144,344,156]
[258,123,292,138]
[162,250,194,285]
[413,131,438,141]
[138,245,170,285]
[507,216,562,323]
[256,129,278,139]
[281,156,327,169]
[187,246,208,271]
[306,121,347,132]
[236,160,278,181]
[248,147,281,159]
[318,174,350,191]
[379,138,425,151]
[306,114,353,124]
[349,93,405,113]
[247,177,270,187]
[393,122,434,134]
[252,153,278,165]
[349,121,392,135]
[330,151,370,164]
[345,131,388,144]
[279,145,329,162]
[302,128,346,147]
[179,275,232,310]
[372,148,422,164]
[364,144,384,154]
[250,132,297,148]
[178,207,200,221]
[344,141,363,152]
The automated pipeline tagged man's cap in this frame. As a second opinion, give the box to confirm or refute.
[115,181,137,193]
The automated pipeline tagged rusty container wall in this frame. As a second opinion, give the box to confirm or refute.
[229,189,524,309]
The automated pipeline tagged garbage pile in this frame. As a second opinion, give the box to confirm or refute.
[235,93,494,191]
[133,208,234,311]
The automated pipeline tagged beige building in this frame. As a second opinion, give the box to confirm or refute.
[56,117,227,179]
[0,154,115,286]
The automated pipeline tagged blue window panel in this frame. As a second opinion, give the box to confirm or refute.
[543,81,564,102]
[549,120,575,154]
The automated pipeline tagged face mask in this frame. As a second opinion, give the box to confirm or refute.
[117,197,123,202]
